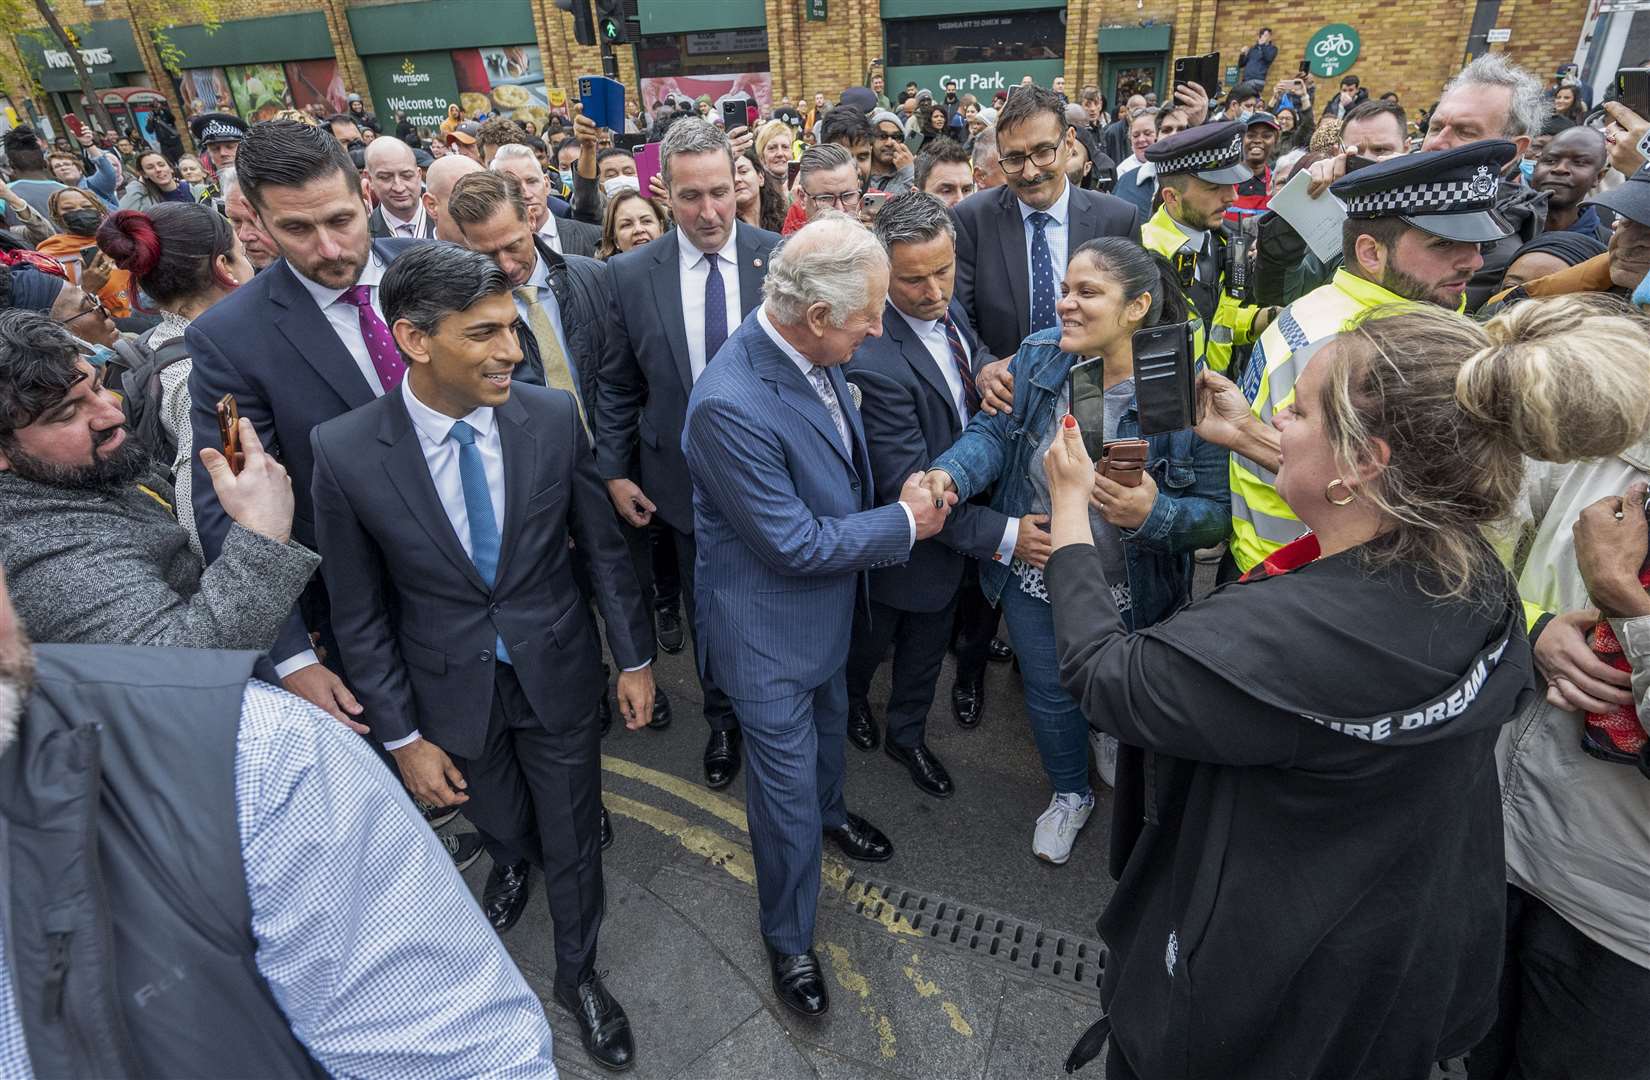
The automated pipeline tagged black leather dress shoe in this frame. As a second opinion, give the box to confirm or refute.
[885,740,954,798]
[656,605,685,654]
[847,698,880,751]
[703,729,741,789]
[483,859,531,934]
[648,688,672,731]
[767,945,830,1016]
[951,673,984,729]
[825,812,893,862]
[988,637,1013,662]
[554,973,635,1072]
[601,805,613,850]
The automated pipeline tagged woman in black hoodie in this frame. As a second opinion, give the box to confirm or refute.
[1041,296,1650,1080]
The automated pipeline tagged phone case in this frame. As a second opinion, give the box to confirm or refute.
[216,394,242,475]
[1132,323,1197,436]
[1099,440,1147,487]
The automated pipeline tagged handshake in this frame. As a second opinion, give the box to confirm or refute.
[896,470,960,540]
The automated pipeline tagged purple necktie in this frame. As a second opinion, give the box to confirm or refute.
[340,284,406,392]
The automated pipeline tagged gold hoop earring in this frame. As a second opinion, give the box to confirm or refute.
[1325,479,1356,506]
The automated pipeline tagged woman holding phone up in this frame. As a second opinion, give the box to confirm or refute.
[923,237,1229,866]
[1040,297,1650,1079]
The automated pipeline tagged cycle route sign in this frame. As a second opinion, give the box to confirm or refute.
[1305,24,1361,78]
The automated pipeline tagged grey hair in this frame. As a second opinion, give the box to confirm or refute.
[660,117,735,187]
[380,242,511,336]
[762,214,889,328]
[970,127,998,169]
[217,165,239,195]
[489,143,541,171]
[871,190,955,252]
[797,142,853,187]
[1444,53,1548,139]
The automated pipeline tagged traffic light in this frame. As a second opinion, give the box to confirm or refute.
[553,0,597,47]
[595,0,629,44]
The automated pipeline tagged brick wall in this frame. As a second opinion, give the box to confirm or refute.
[765,0,880,107]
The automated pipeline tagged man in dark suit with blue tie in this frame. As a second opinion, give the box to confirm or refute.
[683,216,955,1018]
[596,117,780,790]
[309,244,654,1072]
[842,193,1023,797]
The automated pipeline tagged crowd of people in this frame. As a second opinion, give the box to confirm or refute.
[1,29,1649,1080]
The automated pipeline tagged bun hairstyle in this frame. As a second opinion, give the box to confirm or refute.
[97,205,237,307]
[1069,237,1190,329]
[1321,295,1650,600]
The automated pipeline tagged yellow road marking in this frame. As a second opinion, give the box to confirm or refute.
[822,942,897,1060]
[602,793,756,885]
[904,953,976,1038]
[601,755,749,832]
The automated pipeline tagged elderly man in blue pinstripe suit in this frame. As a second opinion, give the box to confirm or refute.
[683,215,956,1018]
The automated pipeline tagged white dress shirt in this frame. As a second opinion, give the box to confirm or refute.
[894,306,1018,562]
[511,251,582,397]
[276,253,391,679]
[1017,179,1072,287]
[757,307,915,547]
[536,215,563,254]
[681,231,742,380]
[292,251,391,402]
[380,201,427,239]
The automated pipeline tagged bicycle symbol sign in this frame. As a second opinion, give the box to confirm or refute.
[1304,23,1361,78]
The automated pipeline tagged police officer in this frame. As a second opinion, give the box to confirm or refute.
[1217,139,1519,577]
[1141,120,1274,376]
[189,111,248,177]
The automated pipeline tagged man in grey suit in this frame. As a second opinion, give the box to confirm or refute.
[0,310,317,653]
[683,217,954,1018]
[597,117,781,790]
[310,245,654,1072]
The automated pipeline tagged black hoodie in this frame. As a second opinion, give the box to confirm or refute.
[1047,539,1534,1080]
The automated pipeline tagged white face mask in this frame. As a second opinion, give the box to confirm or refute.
[603,176,640,198]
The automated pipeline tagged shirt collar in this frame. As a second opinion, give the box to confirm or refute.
[525,248,549,293]
[537,214,560,242]
[401,376,496,443]
[680,228,740,272]
[295,249,386,310]
[894,301,940,339]
[1017,179,1071,227]
[1170,212,1208,251]
[757,306,818,380]
[381,202,424,232]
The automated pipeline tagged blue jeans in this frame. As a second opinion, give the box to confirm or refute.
[1000,579,1092,798]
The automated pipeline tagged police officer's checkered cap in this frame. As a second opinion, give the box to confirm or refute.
[1157,129,1243,177]
[1344,176,1498,218]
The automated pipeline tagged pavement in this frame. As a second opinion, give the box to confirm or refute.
[456,638,1120,1080]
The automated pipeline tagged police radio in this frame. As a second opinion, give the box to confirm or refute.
[1224,229,1252,305]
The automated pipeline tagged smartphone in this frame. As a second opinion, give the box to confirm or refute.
[1098,440,1148,488]
[633,142,661,195]
[1067,358,1111,461]
[786,159,802,186]
[1298,60,1311,76]
[1131,322,1198,436]
[577,75,625,132]
[79,245,98,263]
[63,113,86,139]
[215,394,242,475]
[1619,68,1650,119]
[721,98,748,133]
[614,132,647,152]
[862,190,891,216]
[1173,52,1221,97]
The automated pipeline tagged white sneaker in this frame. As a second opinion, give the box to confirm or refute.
[1091,731,1119,789]
[1033,791,1094,865]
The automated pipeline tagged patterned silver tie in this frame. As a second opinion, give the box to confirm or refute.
[807,365,850,451]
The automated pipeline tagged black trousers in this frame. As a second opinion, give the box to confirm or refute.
[1468,884,1650,1080]
[949,564,999,681]
[452,664,604,997]
[847,596,957,748]
[650,519,680,610]
[670,524,738,732]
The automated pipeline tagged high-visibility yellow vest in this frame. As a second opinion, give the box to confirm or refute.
[1140,204,1262,374]
[1227,269,1410,572]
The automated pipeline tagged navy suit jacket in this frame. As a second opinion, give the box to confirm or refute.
[952,181,1141,358]
[185,238,420,664]
[682,313,911,703]
[596,224,779,533]
[309,384,652,758]
[843,300,1014,614]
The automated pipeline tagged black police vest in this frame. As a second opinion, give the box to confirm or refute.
[0,645,323,1078]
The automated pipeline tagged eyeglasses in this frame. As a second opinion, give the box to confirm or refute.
[806,189,863,209]
[875,129,904,141]
[998,136,1066,175]
[57,295,110,326]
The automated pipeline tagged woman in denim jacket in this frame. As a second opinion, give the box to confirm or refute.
[926,238,1229,865]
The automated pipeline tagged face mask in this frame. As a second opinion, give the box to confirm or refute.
[1633,266,1650,308]
[62,209,103,236]
[1519,158,1536,183]
[603,176,640,198]
[1237,110,1252,124]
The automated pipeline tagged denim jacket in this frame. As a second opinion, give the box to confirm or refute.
[929,327,1231,629]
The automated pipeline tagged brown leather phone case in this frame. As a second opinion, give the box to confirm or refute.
[1098,439,1147,488]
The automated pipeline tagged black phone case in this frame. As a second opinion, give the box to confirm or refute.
[1132,322,1197,436]
[1619,68,1650,119]
[1066,357,1110,461]
[722,101,746,132]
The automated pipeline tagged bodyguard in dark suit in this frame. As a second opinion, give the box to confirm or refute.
[364,136,436,239]
[596,117,780,789]
[310,245,653,1072]
[368,201,435,239]
[952,83,1142,360]
[683,217,954,1018]
[186,120,433,724]
[843,193,1018,797]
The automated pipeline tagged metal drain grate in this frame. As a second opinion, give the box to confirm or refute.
[837,874,1106,995]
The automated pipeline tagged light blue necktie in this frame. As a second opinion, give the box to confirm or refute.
[1028,210,1057,334]
[447,420,509,665]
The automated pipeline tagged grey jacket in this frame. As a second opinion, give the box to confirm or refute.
[0,469,319,650]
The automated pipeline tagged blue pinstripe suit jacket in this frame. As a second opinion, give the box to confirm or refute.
[682,313,912,703]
